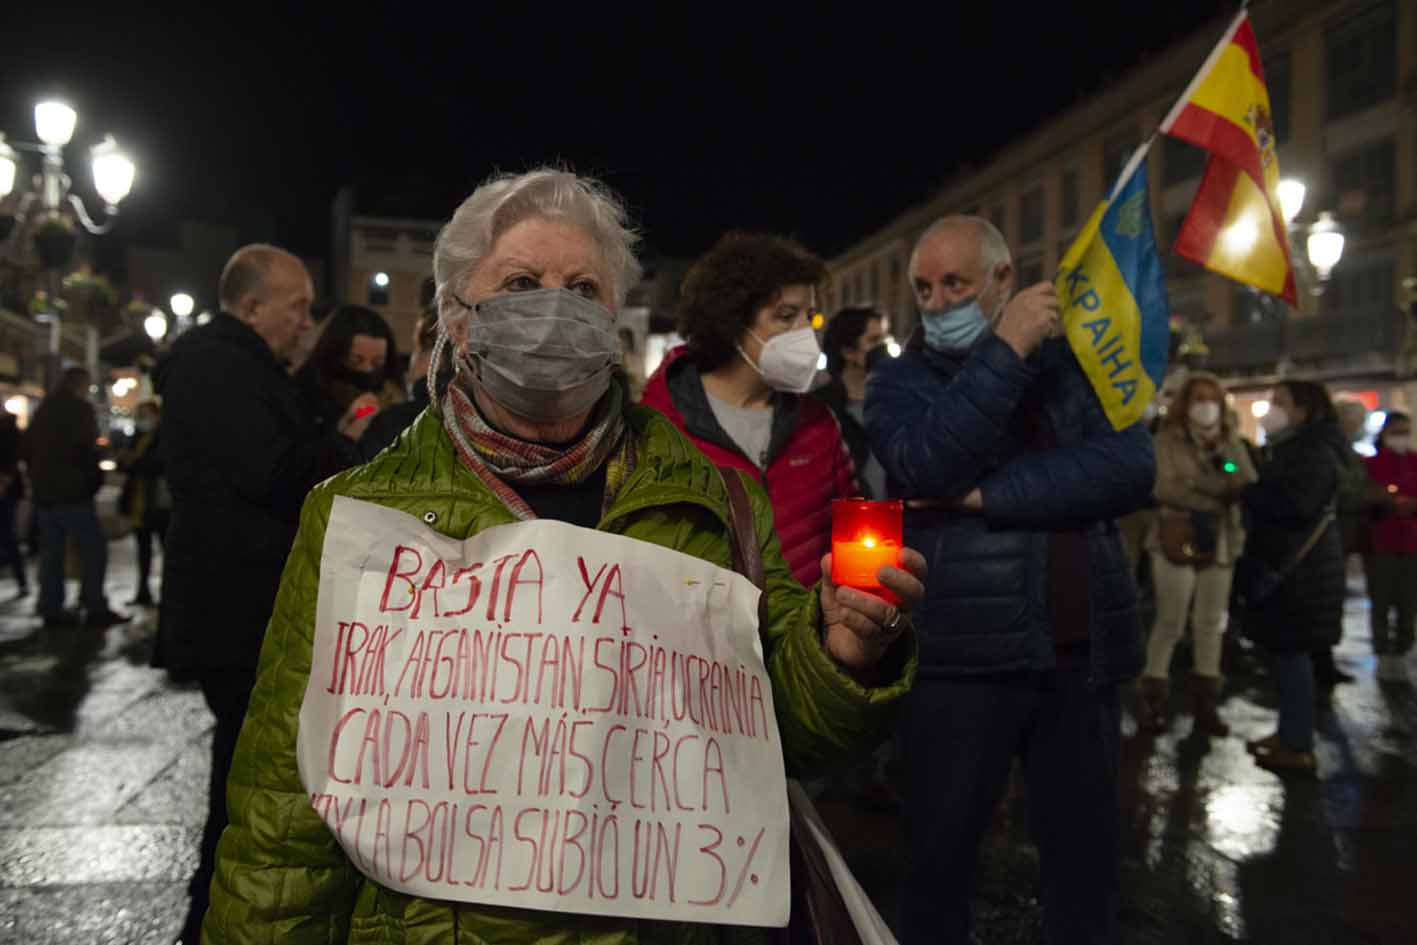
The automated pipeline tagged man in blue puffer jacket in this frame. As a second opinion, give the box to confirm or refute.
[866,216,1154,945]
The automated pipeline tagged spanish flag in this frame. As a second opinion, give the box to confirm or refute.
[1056,144,1170,431]
[1160,11,1296,304]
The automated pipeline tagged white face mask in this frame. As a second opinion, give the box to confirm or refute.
[1386,435,1412,454]
[1189,401,1222,428]
[1260,406,1291,436]
[739,326,821,394]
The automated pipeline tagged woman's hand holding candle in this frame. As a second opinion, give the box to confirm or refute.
[819,547,926,679]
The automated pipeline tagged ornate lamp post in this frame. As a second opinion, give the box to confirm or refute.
[0,100,136,391]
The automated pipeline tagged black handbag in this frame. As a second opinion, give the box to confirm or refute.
[1231,509,1334,614]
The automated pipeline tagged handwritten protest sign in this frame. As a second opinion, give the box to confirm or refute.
[297,497,790,927]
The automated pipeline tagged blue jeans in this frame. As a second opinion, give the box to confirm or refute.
[901,666,1122,945]
[1270,649,1315,752]
[36,502,107,618]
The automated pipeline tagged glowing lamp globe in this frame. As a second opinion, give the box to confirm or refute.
[0,135,16,199]
[34,101,77,147]
[90,136,135,208]
[1277,178,1306,225]
[1306,212,1345,281]
[144,312,168,342]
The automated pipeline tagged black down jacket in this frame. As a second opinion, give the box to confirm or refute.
[1239,419,1348,653]
[153,313,359,677]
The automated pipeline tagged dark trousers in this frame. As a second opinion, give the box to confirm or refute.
[0,494,25,587]
[134,510,169,597]
[901,666,1122,945]
[35,502,106,617]
[1365,552,1417,655]
[1270,649,1316,752]
[181,666,257,944]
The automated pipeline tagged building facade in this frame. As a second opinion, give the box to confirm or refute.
[826,0,1417,434]
[331,188,438,350]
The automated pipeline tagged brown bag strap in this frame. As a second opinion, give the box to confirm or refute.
[719,467,770,631]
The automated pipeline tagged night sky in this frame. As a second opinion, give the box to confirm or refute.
[2,2,1234,272]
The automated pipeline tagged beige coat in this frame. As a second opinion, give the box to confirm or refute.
[1147,423,1259,566]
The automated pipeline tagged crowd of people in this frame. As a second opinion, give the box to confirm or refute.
[2,165,1411,945]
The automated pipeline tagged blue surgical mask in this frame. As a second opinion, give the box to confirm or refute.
[921,295,988,353]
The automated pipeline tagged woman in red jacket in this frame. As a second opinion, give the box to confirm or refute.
[642,232,855,587]
[1365,411,1417,684]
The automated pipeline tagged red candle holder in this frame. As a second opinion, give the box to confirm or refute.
[831,499,903,603]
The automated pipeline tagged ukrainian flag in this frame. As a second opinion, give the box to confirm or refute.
[1055,143,1170,431]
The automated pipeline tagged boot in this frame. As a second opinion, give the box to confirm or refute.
[1192,675,1230,737]
[1253,740,1317,776]
[1137,676,1169,734]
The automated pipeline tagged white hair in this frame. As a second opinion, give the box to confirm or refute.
[913,215,1013,281]
[432,167,642,321]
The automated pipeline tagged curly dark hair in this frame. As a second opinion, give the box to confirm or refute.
[676,232,827,372]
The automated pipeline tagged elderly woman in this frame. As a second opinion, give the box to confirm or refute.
[202,169,923,945]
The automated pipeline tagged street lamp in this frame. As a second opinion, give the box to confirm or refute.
[1306,212,1345,285]
[1277,178,1306,225]
[169,292,194,318]
[144,311,167,342]
[1276,178,1345,296]
[2,100,137,392]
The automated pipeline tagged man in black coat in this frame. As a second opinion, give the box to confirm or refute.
[866,217,1155,945]
[157,243,379,944]
[24,367,128,627]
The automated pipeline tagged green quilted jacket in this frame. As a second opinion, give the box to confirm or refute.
[204,405,915,945]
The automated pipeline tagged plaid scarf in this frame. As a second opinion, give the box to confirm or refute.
[440,378,636,521]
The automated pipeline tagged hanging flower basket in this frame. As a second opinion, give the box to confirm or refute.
[33,218,78,271]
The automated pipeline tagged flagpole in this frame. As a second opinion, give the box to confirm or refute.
[1109,135,1157,203]
[1158,8,1248,133]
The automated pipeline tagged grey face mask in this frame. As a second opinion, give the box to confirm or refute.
[452,287,619,422]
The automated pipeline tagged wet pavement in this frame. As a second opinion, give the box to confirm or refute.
[0,542,1414,943]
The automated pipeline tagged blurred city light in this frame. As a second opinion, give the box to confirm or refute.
[1251,400,1270,418]
[1222,217,1258,255]
[1306,212,1345,281]
[886,338,902,358]
[373,271,390,288]
[169,292,194,318]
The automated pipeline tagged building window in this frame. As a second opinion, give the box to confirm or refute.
[869,264,880,304]
[1162,134,1207,187]
[368,271,390,306]
[1266,49,1292,142]
[1332,137,1396,227]
[1324,258,1394,317]
[1103,127,1137,189]
[1061,168,1079,229]
[1019,185,1044,246]
[1326,0,1396,120]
